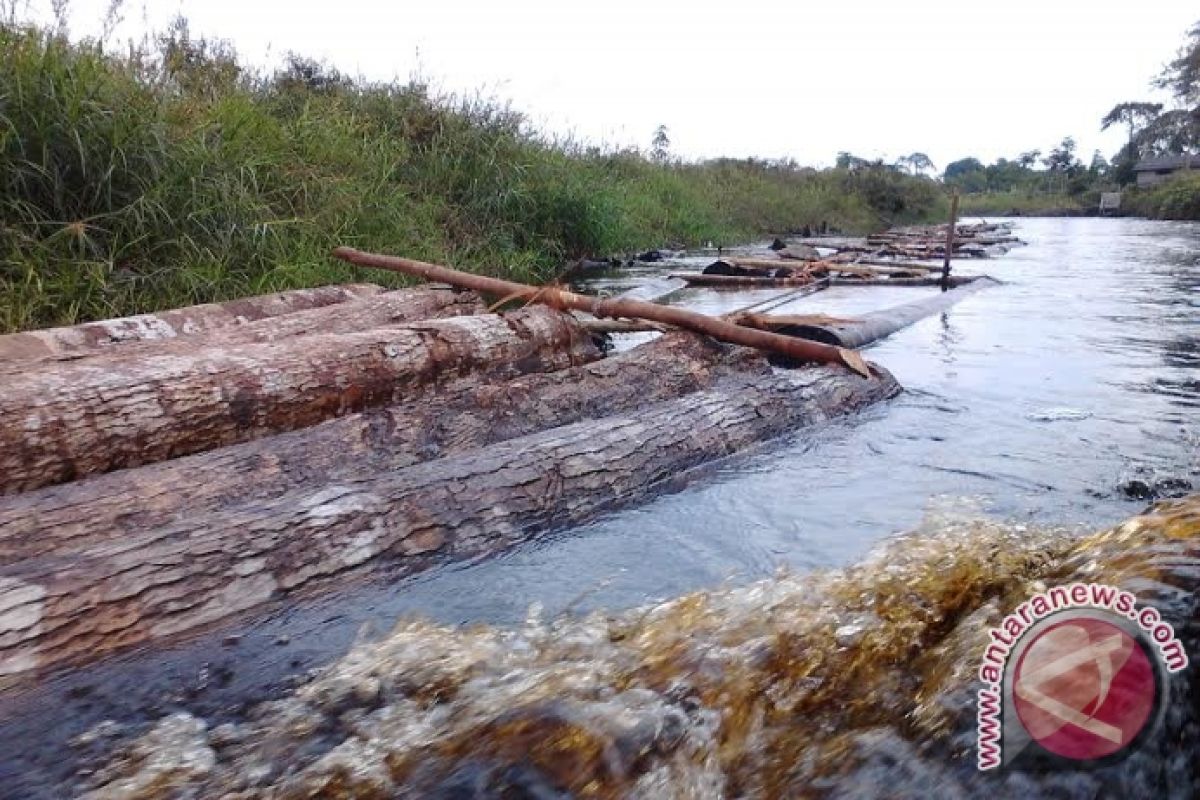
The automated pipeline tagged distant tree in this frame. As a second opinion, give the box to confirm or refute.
[943,157,984,180]
[1043,137,1084,194]
[1016,149,1042,169]
[1154,20,1200,108]
[896,152,935,176]
[836,151,870,170]
[650,125,671,163]
[1088,150,1109,176]
[1044,137,1081,175]
[1101,101,1165,143]
[1101,102,1164,185]
[1135,108,1200,155]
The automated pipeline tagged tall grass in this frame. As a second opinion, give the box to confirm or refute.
[1124,174,1200,221]
[957,191,1083,217]
[0,20,946,332]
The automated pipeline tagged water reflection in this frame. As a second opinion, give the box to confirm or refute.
[1,218,1198,797]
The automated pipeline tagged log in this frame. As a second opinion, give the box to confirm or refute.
[0,334,753,562]
[0,287,484,377]
[332,247,872,378]
[827,275,984,288]
[673,272,984,288]
[0,307,599,494]
[0,284,384,363]
[0,360,899,676]
[611,276,687,303]
[672,272,819,287]
[859,263,940,277]
[736,277,998,348]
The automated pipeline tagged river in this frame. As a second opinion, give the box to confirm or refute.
[2,216,1198,797]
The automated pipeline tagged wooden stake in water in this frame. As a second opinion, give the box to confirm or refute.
[941,192,959,293]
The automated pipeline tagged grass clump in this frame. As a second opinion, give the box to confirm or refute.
[1124,173,1200,220]
[0,19,946,333]
[956,191,1083,217]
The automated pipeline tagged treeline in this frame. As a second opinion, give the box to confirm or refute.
[932,19,1200,219]
[0,19,946,333]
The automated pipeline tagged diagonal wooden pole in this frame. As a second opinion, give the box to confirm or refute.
[332,247,873,378]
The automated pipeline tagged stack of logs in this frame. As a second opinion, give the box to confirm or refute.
[0,281,898,679]
[682,221,1019,288]
[790,220,1022,261]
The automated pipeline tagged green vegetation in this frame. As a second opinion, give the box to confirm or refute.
[1124,172,1200,220]
[957,191,1082,217]
[944,20,1199,220]
[0,20,945,333]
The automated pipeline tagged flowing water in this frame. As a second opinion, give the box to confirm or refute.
[1,217,1198,798]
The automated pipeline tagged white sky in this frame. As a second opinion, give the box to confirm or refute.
[30,0,1200,171]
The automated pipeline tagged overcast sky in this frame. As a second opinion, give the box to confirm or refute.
[34,0,1200,171]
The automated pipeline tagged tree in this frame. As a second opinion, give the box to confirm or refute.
[1016,150,1041,169]
[1044,137,1081,175]
[650,125,671,163]
[896,152,935,176]
[836,151,870,170]
[943,157,984,180]
[1155,20,1200,108]
[1102,102,1164,185]
[1101,101,1165,143]
[1135,108,1200,155]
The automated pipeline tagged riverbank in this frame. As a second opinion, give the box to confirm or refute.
[0,21,948,334]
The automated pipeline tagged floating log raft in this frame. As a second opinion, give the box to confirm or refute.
[0,283,385,362]
[0,286,484,377]
[674,271,982,288]
[331,247,871,377]
[734,277,999,348]
[0,306,598,494]
[0,245,910,677]
[0,356,897,676]
[0,334,756,562]
[781,221,1022,261]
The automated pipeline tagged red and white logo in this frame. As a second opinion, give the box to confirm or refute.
[975,583,1188,770]
[1011,617,1155,761]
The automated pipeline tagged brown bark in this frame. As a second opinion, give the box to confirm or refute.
[0,359,899,677]
[0,284,384,363]
[332,247,871,377]
[675,273,983,289]
[0,334,757,561]
[0,287,484,378]
[0,307,599,494]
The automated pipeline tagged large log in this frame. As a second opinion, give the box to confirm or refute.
[0,284,384,362]
[0,361,899,676]
[673,272,983,288]
[735,277,998,348]
[0,287,484,377]
[0,307,598,494]
[0,334,756,561]
[332,247,872,377]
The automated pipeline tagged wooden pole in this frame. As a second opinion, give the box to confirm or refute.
[940,192,959,292]
[332,247,873,378]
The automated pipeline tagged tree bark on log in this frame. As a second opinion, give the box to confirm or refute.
[0,307,599,494]
[0,284,385,363]
[734,278,998,348]
[0,360,899,677]
[0,334,758,561]
[331,248,871,377]
[0,287,484,378]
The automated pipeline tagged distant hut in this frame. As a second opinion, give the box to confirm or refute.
[1133,154,1199,188]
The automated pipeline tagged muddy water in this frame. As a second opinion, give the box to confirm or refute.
[1,217,1198,797]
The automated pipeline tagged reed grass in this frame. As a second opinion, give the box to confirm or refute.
[0,20,946,332]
